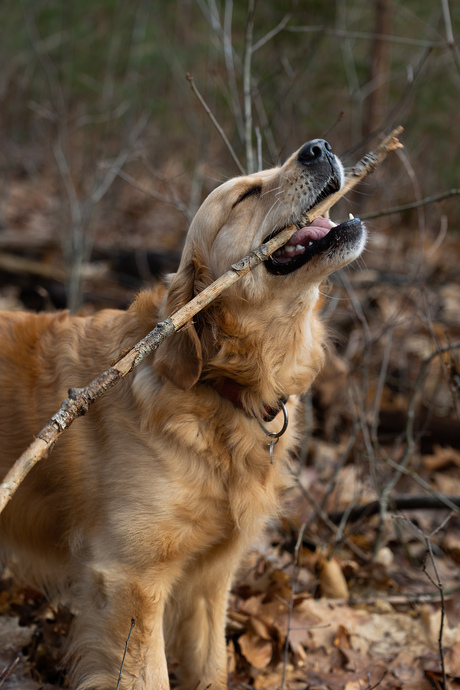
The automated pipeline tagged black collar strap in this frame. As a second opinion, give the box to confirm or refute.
[205,377,288,423]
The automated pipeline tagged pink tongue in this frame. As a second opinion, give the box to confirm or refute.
[288,216,336,245]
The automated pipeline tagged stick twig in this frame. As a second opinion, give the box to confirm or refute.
[362,188,460,221]
[243,0,255,174]
[280,522,306,690]
[0,656,20,689]
[115,618,135,690]
[186,73,246,175]
[0,127,403,515]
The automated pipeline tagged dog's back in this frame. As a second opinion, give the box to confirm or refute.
[0,305,152,579]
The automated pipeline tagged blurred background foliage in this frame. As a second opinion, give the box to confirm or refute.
[0,0,458,309]
[2,0,458,184]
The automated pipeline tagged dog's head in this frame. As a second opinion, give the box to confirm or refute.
[155,139,366,393]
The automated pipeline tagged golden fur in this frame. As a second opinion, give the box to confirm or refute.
[0,140,365,689]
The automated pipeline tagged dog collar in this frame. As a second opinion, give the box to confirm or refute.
[205,377,288,423]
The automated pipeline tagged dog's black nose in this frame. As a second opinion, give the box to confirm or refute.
[297,139,333,165]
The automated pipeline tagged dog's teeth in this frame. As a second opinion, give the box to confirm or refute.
[349,213,354,220]
[285,245,295,253]
[295,245,304,251]
[308,241,313,247]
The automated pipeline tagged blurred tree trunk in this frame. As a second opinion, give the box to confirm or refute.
[363,0,392,136]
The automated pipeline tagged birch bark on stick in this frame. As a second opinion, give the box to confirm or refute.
[0,127,403,514]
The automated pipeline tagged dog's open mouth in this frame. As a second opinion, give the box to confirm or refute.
[272,216,337,264]
[264,215,363,275]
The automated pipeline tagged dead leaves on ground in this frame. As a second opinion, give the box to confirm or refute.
[224,542,460,690]
[0,577,71,688]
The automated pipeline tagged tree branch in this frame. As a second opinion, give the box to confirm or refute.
[243,0,255,174]
[361,188,460,220]
[186,72,246,175]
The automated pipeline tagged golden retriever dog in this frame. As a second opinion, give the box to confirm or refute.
[0,139,365,689]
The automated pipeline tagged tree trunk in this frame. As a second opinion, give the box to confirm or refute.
[363,0,393,137]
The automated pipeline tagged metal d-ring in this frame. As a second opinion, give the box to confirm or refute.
[259,401,289,439]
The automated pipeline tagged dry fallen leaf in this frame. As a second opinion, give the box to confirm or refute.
[318,557,349,599]
[445,641,460,678]
[389,650,426,682]
[238,629,273,669]
[443,533,460,563]
[423,444,460,471]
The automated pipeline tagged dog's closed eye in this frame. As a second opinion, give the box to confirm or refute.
[233,185,262,207]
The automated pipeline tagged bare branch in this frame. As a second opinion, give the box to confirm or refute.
[396,515,449,690]
[223,0,245,142]
[186,73,245,175]
[114,169,189,221]
[280,522,306,690]
[286,25,446,49]
[370,340,460,528]
[0,655,21,688]
[294,477,369,562]
[243,0,255,174]
[252,12,292,54]
[361,189,460,220]
[115,618,136,690]
[329,495,460,525]
[383,457,460,514]
[441,0,460,75]
[91,114,149,205]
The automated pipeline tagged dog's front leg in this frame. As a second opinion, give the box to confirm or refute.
[70,566,171,690]
[167,551,240,690]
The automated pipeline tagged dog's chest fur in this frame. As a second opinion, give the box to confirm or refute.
[127,365,295,560]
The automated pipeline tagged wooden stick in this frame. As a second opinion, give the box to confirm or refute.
[0,127,403,514]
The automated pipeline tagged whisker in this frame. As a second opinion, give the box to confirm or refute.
[318,289,350,301]
[259,198,282,236]
[261,185,282,199]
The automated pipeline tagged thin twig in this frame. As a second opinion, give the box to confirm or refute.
[255,126,262,171]
[252,12,292,53]
[295,478,370,562]
[421,288,460,421]
[302,427,358,534]
[115,618,135,690]
[243,0,255,174]
[186,73,245,175]
[441,0,460,75]
[286,26,446,48]
[396,516,449,690]
[223,0,245,142]
[371,324,393,443]
[280,523,306,690]
[361,189,460,220]
[383,457,460,514]
[0,656,20,689]
[91,115,149,205]
[329,495,460,525]
[384,340,460,500]
[366,670,388,690]
[352,337,460,541]
[0,128,403,515]
[116,168,191,221]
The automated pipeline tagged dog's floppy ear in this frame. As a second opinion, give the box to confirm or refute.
[155,251,204,391]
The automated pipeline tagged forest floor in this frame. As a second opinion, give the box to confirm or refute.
[0,152,459,690]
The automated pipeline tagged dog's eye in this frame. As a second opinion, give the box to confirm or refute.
[233,185,261,207]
